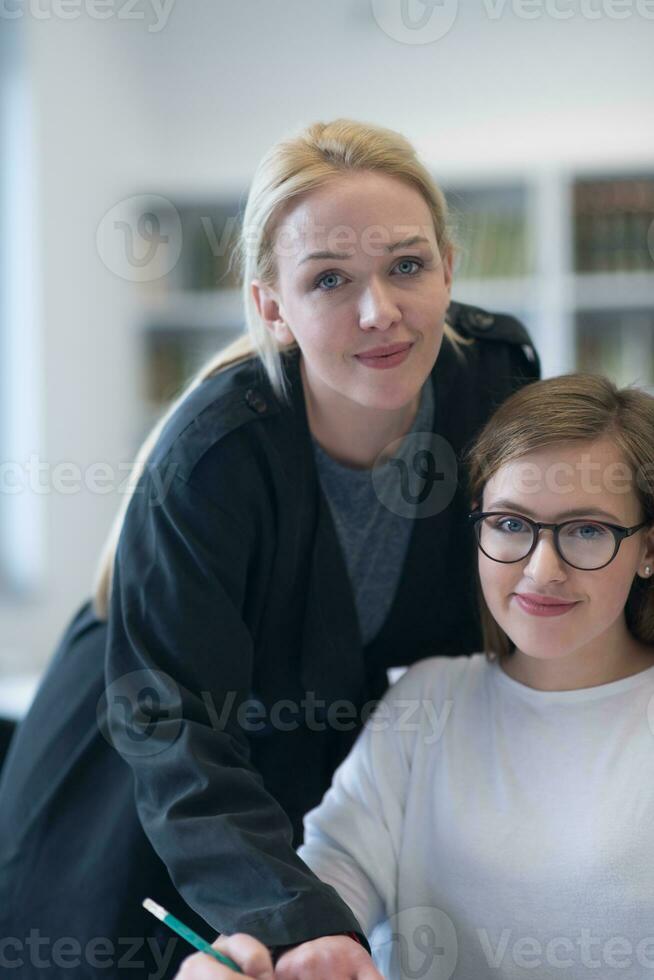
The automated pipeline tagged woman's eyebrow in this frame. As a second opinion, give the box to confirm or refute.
[485,498,623,523]
[298,235,431,266]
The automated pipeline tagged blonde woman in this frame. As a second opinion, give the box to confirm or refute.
[0,119,538,978]
[176,374,654,979]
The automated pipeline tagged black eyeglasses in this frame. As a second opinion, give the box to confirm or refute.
[468,511,648,571]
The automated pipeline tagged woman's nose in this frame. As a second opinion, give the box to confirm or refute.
[523,531,568,583]
[358,278,401,331]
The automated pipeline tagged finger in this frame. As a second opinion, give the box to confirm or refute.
[355,965,385,980]
[176,951,242,980]
[176,934,274,980]
[212,933,274,980]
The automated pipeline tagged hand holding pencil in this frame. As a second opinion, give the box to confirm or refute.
[173,934,383,980]
[174,934,274,980]
[145,898,380,979]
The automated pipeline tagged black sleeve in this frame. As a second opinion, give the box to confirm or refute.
[104,461,366,948]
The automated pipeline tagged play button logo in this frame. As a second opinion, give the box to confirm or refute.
[370,0,459,43]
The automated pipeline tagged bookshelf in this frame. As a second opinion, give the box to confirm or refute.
[135,169,654,435]
[448,169,654,388]
[569,173,654,393]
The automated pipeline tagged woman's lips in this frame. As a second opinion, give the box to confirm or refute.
[354,343,413,370]
[513,593,580,618]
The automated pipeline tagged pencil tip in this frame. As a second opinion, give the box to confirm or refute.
[142,897,167,921]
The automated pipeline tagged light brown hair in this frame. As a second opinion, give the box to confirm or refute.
[465,373,654,659]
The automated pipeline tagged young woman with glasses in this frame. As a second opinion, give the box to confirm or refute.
[176,373,654,978]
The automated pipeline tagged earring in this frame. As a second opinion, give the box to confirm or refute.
[644,565,652,577]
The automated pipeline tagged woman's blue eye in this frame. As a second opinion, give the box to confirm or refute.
[566,522,608,539]
[495,517,528,533]
[393,258,423,276]
[315,272,344,291]
[313,257,424,292]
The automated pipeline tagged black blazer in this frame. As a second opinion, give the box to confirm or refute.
[0,302,539,976]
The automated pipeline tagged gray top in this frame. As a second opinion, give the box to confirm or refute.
[311,378,435,645]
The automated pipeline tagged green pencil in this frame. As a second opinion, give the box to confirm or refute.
[143,897,243,974]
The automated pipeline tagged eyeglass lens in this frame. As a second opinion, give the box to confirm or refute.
[477,515,616,569]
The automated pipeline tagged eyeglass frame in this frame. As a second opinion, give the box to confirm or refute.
[468,510,648,571]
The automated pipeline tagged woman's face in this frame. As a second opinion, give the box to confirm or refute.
[252,171,453,413]
[478,438,654,664]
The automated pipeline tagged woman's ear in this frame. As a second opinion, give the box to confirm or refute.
[638,524,654,580]
[251,279,295,345]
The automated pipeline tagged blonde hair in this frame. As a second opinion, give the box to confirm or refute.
[93,117,463,619]
[465,374,654,660]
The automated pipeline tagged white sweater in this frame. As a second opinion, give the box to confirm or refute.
[298,654,654,980]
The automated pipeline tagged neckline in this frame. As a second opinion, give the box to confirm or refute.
[490,656,654,703]
[310,371,435,474]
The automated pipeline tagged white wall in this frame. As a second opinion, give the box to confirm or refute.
[1,0,652,676]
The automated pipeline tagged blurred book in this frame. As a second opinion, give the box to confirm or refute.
[143,326,232,407]
[575,310,654,390]
[574,176,654,273]
[444,184,531,279]
[175,201,243,291]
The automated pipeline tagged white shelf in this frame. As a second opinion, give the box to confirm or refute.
[453,276,537,315]
[570,272,654,311]
[143,288,243,330]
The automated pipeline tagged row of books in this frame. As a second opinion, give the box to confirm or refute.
[573,178,654,274]
[143,327,220,405]
[170,203,243,292]
[452,209,531,280]
[576,312,654,389]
